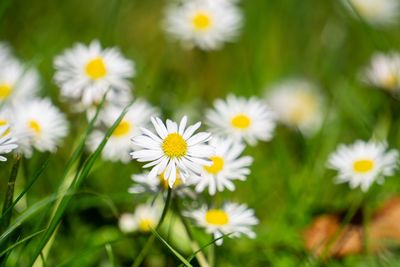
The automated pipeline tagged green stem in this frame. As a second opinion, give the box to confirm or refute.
[131,188,172,267]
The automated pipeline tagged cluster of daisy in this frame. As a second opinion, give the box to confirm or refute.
[122,94,278,245]
[0,43,68,159]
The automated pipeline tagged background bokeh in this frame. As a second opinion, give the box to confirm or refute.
[2,0,400,266]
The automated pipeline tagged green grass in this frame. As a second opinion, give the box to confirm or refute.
[1,0,400,266]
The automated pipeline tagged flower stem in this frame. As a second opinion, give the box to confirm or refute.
[131,187,172,267]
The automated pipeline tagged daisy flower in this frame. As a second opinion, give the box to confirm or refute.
[164,0,243,50]
[129,171,195,198]
[54,40,134,107]
[266,79,324,135]
[185,202,258,245]
[0,60,40,105]
[327,140,399,191]
[87,100,157,163]
[342,0,399,27]
[361,52,400,93]
[118,203,161,233]
[206,94,276,146]
[12,98,69,157]
[0,125,18,161]
[130,116,214,188]
[0,43,13,64]
[192,137,253,195]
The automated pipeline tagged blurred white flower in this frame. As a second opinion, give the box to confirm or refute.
[129,170,195,198]
[164,0,243,50]
[185,202,258,245]
[118,203,162,233]
[206,94,276,146]
[343,0,400,26]
[131,116,214,188]
[0,125,18,161]
[0,60,40,105]
[0,43,13,65]
[361,52,400,93]
[266,79,324,136]
[327,140,398,191]
[192,137,252,195]
[13,98,69,157]
[87,99,157,163]
[54,40,134,108]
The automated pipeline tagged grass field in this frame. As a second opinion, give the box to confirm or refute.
[1,0,400,266]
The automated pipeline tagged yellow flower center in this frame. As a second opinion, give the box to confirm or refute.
[112,120,131,137]
[289,92,317,124]
[0,83,12,100]
[205,209,229,226]
[159,171,182,189]
[85,57,107,80]
[192,12,212,30]
[162,133,187,158]
[204,156,224,174]
[28,119,41,135]
[138,218,155,232]
[383,74,397,90]
[0,119,8,126]
[231,114,251,129]
[353,159,374,173]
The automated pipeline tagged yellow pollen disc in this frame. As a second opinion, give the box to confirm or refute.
[0,119,8,126]
[192,12,212,30]
[159,172,182,189]
[353,159,374,173]
[138,218,154,232]
[205,209,229,226]
[383,74,397,90]
[28,119,41,135]
[162,133,187,158]
[112,120,131,137]
[85,57,107,80]
[204,156,224,174]
[289,93,317,124]
[231,114,251,129]
[0,83,12,100]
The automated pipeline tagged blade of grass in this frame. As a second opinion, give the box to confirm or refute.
[29,101,131,265]
[150,228,193,267]
[0,229,46,257]
[105,243,116,267]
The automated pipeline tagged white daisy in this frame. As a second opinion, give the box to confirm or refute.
[118,203,161,233]
[54,40,134,107]
[129,170,195,198]
[185,202,258,245]
[0,60,40,105]
[206,94,276,146]
[164,0,243,50]
[361,52,400,93]
[0,43,13,64]
[343,0,400,26]
[12,98,69,157]
[130,116,214,188]
[327,140,398,191]
[192,137,252,195]
[0,125,18,161]
[266,79,324,135]
[87,100,157,163]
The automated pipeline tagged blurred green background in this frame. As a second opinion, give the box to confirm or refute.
[2,0,400,266]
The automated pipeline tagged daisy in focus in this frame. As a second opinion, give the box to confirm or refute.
[361,52,400,94]
[118,203,161,233]
[164,0,243,50]
[12,98,69,157]
[0,60,40,105]
[54,40,134,107]
[327,140,398,191]
[185,202,258,245]
[131,116,214,188]
[87,99,157,163]
[342,0,399,27]
[192,137,253,195]
[129,171,195,198]
[206,94,276,146]
[266,79,324,135]
[0,125,18,161]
